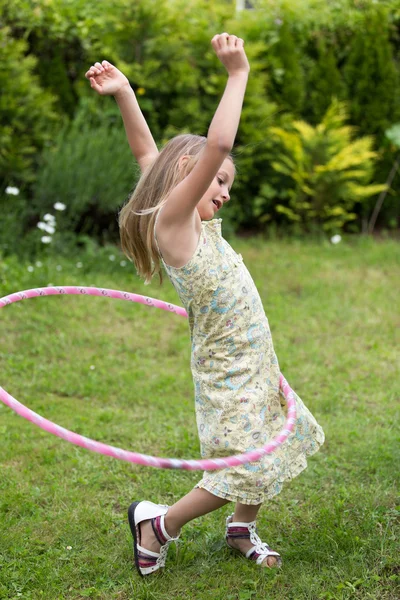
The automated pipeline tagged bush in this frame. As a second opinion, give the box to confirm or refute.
[266,99,387,232]
[0,27,56,186]
[0,187,36,256]
[2,0,400,239]
[344,5,400,142]
[32,100,138,244]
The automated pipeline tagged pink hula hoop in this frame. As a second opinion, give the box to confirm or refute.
[0,286,297,470]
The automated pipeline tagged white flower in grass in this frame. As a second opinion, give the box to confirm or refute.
[109,255,115,261]
[76,262,83,268]
[27,266,34,272]
[43,213,56,223]
[41,236,52,244]
[90,365,95,370]
[66,546,72,550]
[37,222,55,234]
[54,202,66,211]
[330,234,342,245]
[56,265,62,271]
[35,261,43,267]
[120,260,127,267]
[5,186,20,195]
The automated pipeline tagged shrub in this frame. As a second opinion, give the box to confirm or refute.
[0,27,56,185]
[304,37,346,125]
[32,100,138,244]
[266,99,387,232]
[344,5,400,142]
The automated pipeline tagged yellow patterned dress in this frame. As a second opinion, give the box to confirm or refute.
[155,218,325,504]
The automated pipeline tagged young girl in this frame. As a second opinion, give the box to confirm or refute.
[85,33,325,576]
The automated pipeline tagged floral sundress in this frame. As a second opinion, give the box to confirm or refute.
[155,217,325,504]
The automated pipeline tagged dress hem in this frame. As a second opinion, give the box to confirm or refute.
[194,437,324,505]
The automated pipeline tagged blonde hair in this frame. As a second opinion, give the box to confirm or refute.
[119,133,234,284]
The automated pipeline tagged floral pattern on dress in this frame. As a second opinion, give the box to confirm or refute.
[155,218,325,505]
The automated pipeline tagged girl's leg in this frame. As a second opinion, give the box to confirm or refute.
[227,502,278,567]
[232,502,261,523]
[139,488,229,553]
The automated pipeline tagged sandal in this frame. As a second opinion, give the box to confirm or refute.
[128,500,180,576]
[225,514,282,568]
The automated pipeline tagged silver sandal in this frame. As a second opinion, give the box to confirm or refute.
[225,514,282,568]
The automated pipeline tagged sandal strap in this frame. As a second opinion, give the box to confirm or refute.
[137,544,159,558]
[136,536,174,574]
[226,524,251,540]
[136,544,162,575]
[247,546,281,566]
[151,514,171,546]
[225,514,282,567]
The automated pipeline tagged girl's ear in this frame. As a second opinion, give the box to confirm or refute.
[178,154,191,170]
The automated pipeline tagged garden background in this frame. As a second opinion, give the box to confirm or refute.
[1,1,399,599]
[2,0,400,251]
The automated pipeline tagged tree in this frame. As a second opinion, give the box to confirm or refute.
[344,6,400,142]
[305,36,346,124]
[268,21,305,115]
[0,27,56,185]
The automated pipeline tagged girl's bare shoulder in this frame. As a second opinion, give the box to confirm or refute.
[156,210,202,268]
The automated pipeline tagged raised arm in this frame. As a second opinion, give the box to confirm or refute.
[159,33,250,226]
[85,61,159,172]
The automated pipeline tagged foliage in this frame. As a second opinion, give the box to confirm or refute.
[343,4,400,142]
[0,26,56,185]
[32,100,137,244]
[0,190,34,257]
[304,37,346,124]
[266,21,306,115]
[2,0,400,241]
[267,100,387,232]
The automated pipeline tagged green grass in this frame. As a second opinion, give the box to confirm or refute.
[0,235,399,600]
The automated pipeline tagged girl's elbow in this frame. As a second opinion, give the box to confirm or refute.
[207,137,233,155]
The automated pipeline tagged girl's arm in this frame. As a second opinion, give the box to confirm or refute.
[114,85,159,172]
[159,33,249,226]
[85,61,159,172]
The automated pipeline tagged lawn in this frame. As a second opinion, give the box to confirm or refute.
[0,234,399,600]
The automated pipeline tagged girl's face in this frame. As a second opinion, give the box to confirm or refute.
[196,158,235,221]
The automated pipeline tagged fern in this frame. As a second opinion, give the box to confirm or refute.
[268,99,388,232]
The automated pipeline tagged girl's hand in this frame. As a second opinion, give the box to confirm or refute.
[85,60,130,96]
[211,33,250,76]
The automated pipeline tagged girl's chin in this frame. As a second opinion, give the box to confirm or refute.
[198,208,215,220]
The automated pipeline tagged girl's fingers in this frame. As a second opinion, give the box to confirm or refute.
[94,61,103,71]
[211,33,244,50]
[102,60,112,69]
[219,32,229,48]
[227,34,237,45]
[211,32,228,50]
[90,77,101,92]
[86,68,98,78]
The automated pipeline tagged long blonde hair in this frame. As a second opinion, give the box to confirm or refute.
[119,133,233,284]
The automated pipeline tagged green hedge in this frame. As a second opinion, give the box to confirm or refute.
[1,0,400,254]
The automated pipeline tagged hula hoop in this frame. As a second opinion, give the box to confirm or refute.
[0,286,297,470]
